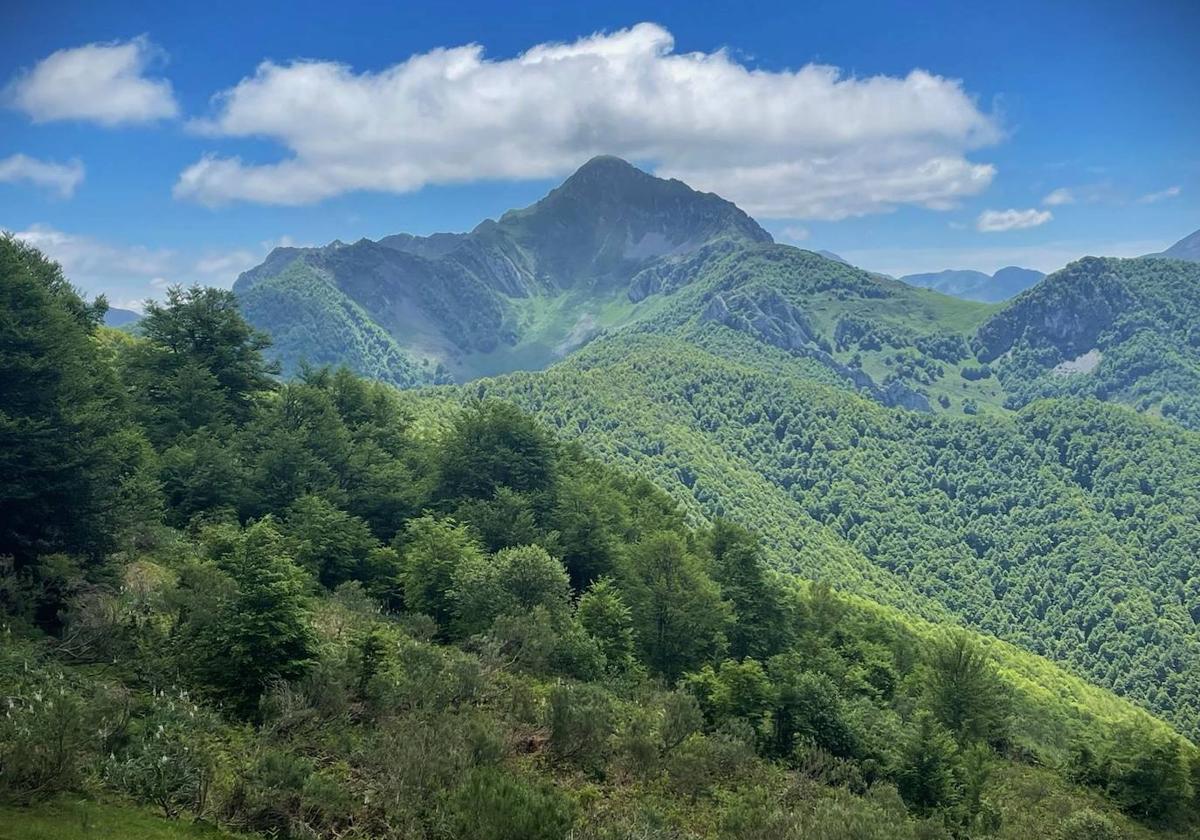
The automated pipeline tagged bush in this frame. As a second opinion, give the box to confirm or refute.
[443,767,576,840]
[547,681,615,772]
[1056,809,1124,840]
[107,688,224,819]
[0,649,101,802]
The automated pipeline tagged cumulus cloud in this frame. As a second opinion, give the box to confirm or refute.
[779,225,810,242]
[1136,185,1181,204]
[6,36,179,126]
[0,153,84,197]
[5,224,280,307]
[1041,188,1074,206]
[176,23,999,219]
[976,208,1052,233]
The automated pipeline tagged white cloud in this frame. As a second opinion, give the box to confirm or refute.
[1042,187,1074,206]
[976,207,1053,233]
[5,224,277,306]
[176,23,1000,219]
[780,225,810,242]
[6,36,179,126]
[0,153,84,197]
[1136,185,1181,204]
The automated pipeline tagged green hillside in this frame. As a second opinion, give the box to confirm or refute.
[472,332,1200,737]
[4,235,1198,839]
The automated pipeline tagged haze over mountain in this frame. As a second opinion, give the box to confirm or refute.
[1147,227,1200,261]
[900,266,1046,302]
[235,156,772,385]
[102,306,141,328]
[238,157,1200,431]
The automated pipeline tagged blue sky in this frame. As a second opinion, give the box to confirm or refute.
[1,0,1197,309]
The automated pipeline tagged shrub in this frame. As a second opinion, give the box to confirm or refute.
[443,767,576,840]
[106,688,224,819]
[1056,809,1124,840]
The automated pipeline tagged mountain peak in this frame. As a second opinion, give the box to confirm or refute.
[572,154,641,176]
[1156,227,1200,262]
[551,155,676,204]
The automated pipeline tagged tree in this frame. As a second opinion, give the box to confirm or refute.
[1105,723,1192,819]
[0,237,144,587]
[123,285,277,445]
[282,494,379,589]
[189,520,314,716]
[435,401,558,503]
[445,767,576,840]
[898,711,961,814]
[577,577,637,674]
[618,532,730,680]
[398,516,483,632]
[684,658,775,735]
[451,544,572,637]
[705,520,790,660]
[767,655,858,758]
[926,632,1010,745]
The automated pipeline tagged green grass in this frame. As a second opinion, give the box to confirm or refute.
[0,799,247,840]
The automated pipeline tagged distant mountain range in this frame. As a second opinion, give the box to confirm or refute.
[1146,227,1200,262]
[235,155,771,386]
[103,306,141,328]
[899,266,1045,302]
[236,156,1200,432]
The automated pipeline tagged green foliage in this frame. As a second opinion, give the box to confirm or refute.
[106,689,222,818]
[443,768,577,840]
[897,711,961,814]
[184,520,315,716]
[478,334,1200,737]
[619,532,731,680]
[1057,809,1125,840]
[398,515,483,632]
[926,632,1010,745]
[0,235,145,589]
[436,399,558,502]
[577,577,637,674]
[122,285,277,446]
[4,239,1200,840]
[0,646,101,802]
[450,543,572,637]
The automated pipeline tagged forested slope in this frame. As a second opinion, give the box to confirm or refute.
[979,256,1200,429]
[4,236,1198,839]
[474,331,1200,737]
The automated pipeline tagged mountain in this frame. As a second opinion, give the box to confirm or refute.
[900,265,1045,302]
[238,158,1200,434]
[235,155,771,384]
[978,255,1200,429]
[238,157,1010,414]
[1147,227,1200,262]
[816,249,849,264]
[475,324,1200,738]
[103,306,141,328]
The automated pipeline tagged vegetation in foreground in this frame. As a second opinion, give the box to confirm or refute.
[2,235,1198,838]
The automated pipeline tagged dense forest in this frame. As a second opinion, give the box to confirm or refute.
[4,237,1200,839]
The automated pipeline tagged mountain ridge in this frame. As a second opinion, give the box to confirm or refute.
[900,265,1045,302]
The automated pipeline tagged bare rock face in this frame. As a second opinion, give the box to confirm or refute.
[701,287,931,412]
[975,257,1135,363]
